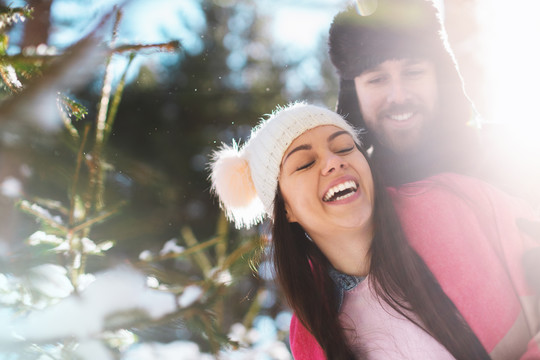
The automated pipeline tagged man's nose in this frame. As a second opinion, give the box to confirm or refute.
[387,78,410,104]
[322,153,347,175]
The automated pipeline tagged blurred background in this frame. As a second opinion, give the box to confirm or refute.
[0,0,538,359]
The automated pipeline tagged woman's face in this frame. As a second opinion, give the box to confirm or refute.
[278,125,375,242]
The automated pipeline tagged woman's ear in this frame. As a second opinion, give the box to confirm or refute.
[284,202,298,223]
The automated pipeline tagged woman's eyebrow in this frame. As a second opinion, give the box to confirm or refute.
[328,130,350,142]
[283,144,311,164]
[283,131,351,164]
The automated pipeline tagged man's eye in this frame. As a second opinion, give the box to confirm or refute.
[296,161,314,171]
[405,68,425,77]
[368,76,385,84]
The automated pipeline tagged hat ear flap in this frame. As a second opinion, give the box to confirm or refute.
[210,144,259,219]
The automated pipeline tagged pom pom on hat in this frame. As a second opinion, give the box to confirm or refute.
[210,143,265,228]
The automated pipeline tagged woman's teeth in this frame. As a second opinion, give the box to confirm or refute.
[323,180,358,202]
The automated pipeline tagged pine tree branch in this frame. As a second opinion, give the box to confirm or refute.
[181,226,214,275]
[70,201,126,234]
[103,52,135,144]
[69,123,91,226]
[18,200,68,232]
[111,40,181,54]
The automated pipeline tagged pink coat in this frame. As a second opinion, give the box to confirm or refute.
[289,173,540,359]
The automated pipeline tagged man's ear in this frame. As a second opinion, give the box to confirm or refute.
[284,202,298,223]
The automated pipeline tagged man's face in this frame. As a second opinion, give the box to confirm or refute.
[354,59,439,154]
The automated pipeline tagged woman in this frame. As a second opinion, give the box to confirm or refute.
[209,102,539,359]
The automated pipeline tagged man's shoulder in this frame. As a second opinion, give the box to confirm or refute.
[386,173,495,205]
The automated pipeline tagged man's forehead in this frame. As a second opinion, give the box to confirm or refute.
[361,58,434,73]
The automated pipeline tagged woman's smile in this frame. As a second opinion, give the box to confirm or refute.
[322,177,359,203]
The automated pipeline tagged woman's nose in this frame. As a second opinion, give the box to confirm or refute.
[322,153,347,175]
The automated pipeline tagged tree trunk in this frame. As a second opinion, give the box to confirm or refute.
[22,0,53,47]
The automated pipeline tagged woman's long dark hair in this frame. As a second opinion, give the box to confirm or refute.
[271,153,490,359]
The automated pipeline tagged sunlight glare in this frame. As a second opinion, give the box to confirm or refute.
[355,0,378,16]
[476,0,540,128]
[475,0,540,200]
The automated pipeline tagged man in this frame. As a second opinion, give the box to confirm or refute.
[328,0,483,186]
[320,3,540,359]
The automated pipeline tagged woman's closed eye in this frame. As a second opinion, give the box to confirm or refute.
[295,147,352,171]
[296,160,315,171]
[337,146,354,154]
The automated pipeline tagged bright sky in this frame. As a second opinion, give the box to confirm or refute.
[43,0,347,56]
[260,0,347,52]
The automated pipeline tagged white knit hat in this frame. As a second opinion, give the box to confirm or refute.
[209,102,360,228]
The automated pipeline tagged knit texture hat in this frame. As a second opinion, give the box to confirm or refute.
[209,102,360,229]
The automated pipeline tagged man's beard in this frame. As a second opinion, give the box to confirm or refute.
[373,101,435,155]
